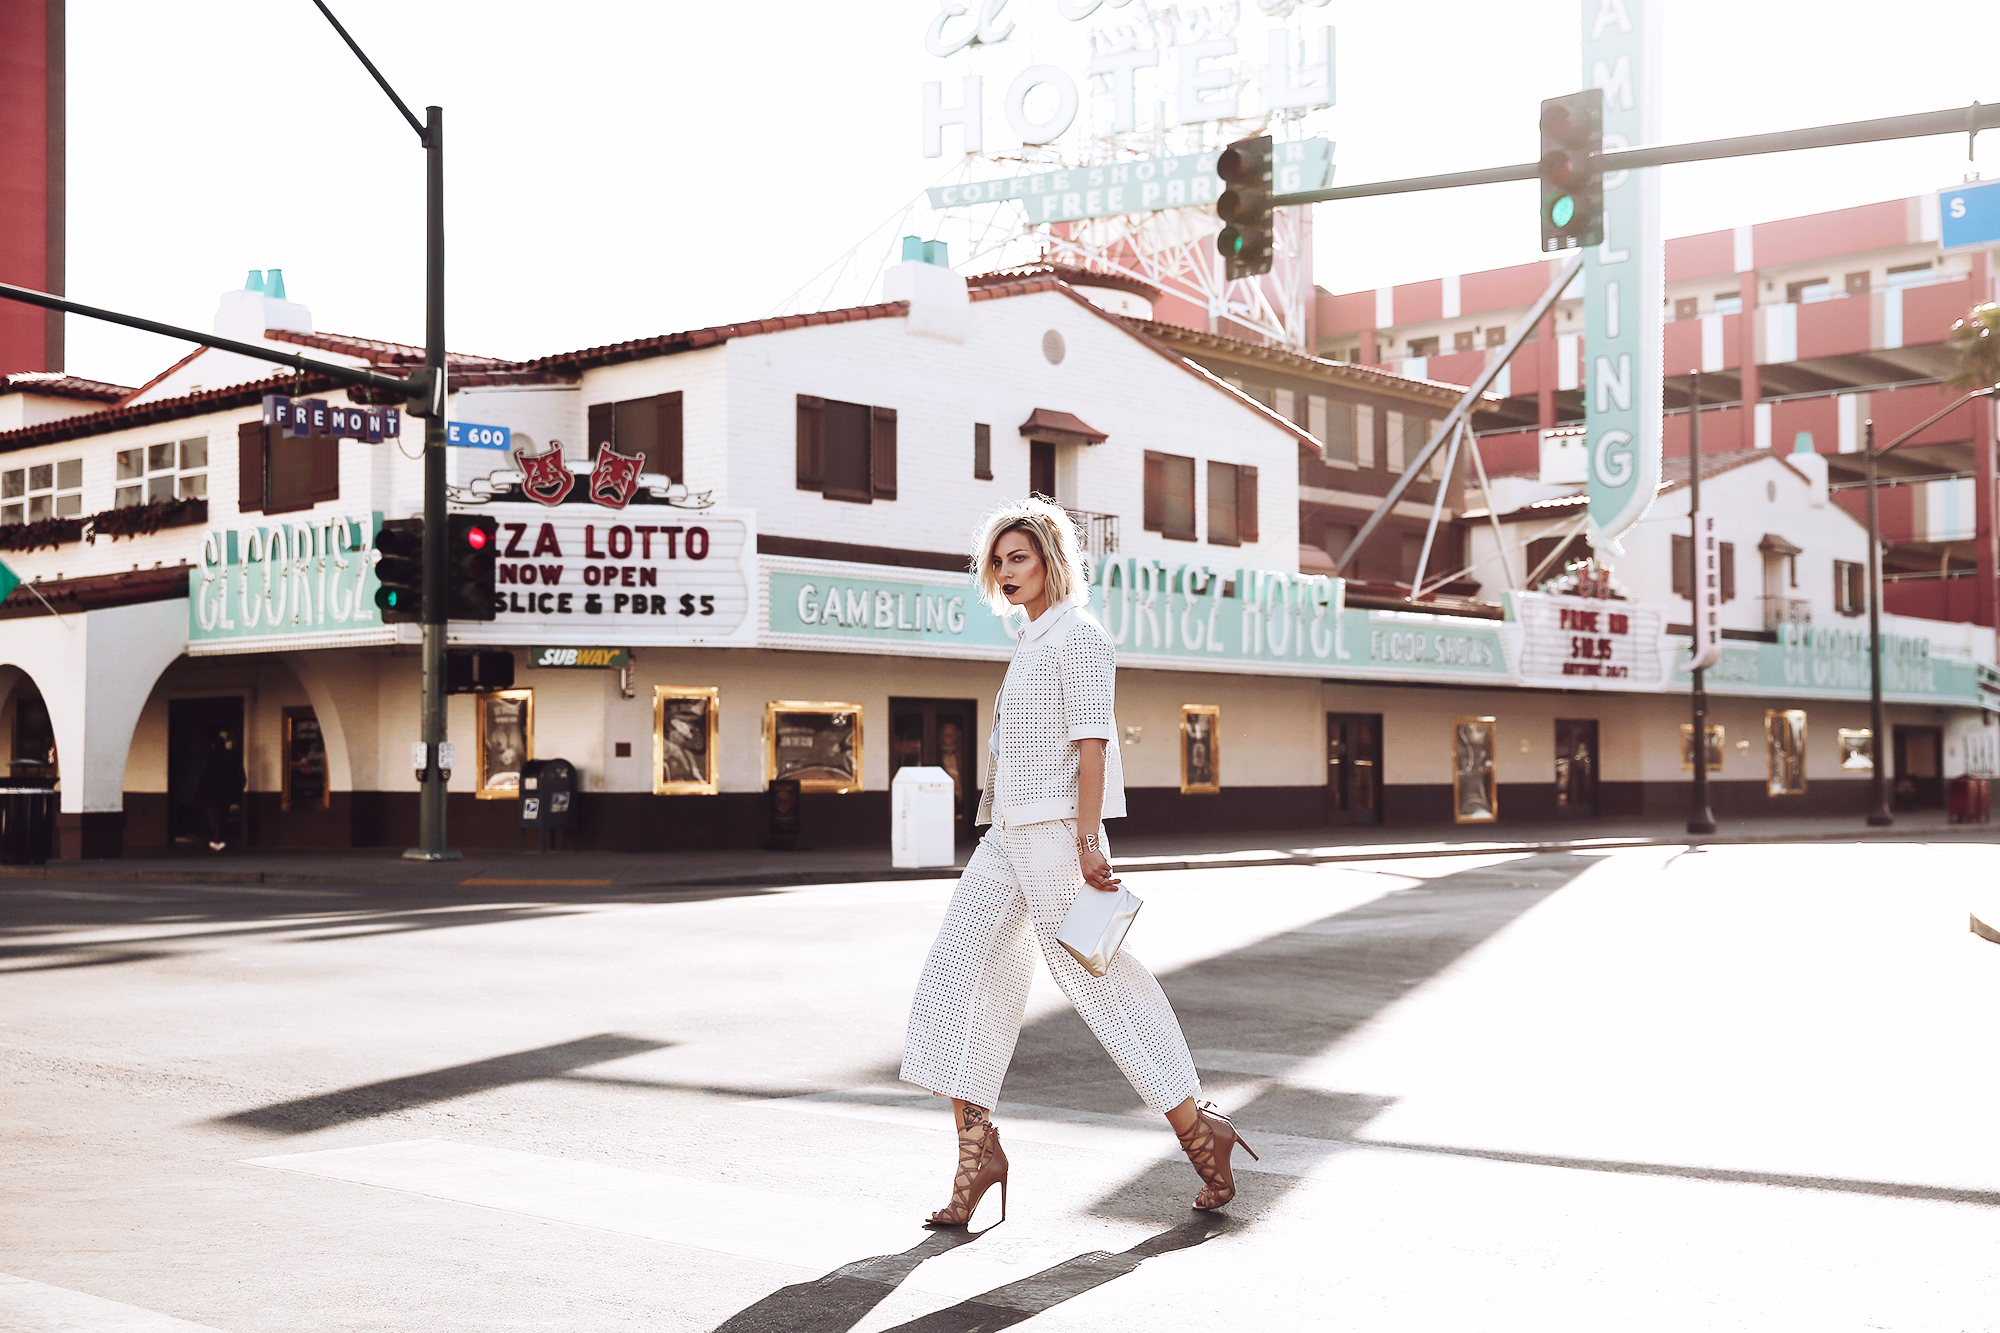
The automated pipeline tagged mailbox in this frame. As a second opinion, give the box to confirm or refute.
[519,758,578,831]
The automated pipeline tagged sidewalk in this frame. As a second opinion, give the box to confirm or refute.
[1,810,1992,892]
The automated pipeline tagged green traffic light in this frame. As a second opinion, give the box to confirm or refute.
[1551,195,1576,227]
[385,590,400,606]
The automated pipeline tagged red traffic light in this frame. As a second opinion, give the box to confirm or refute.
[464,525,489,550]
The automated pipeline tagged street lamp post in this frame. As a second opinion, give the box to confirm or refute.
[1863,419,1894,826]
[1687,371,1716,835]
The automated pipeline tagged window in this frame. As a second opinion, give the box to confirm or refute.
[1712,291,1742,315]
[973,422,992,480]
[1530,533,1591,583]
[237,423,336,516]
[1453,330,1476,353]
[1834,559,1865,616]
[1674,297,1699,321]
[796,395,897,503]
[1205,461,1258,546]
[117,437,207,508]
[1275,387,1296,422]
[1323,523,1357,571]
[1315,396,1357,466]
[1143,450,1196,541]
[1485,326,1507,347]
[1399,532,1425,582]
[1785,276,1832,304]
[1407,336,1439,358]
[2,458,83,524]
[587,392,683,480]
[1029,441,1056,500]
[1240,382,1276,409]
[1884,261,1933,288]
[1674,535,1737,601]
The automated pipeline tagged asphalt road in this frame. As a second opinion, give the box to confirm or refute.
[3,840,1998,1332]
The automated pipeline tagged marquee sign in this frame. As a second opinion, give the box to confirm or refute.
[1515,592,1664,687]
[443,503,757,648]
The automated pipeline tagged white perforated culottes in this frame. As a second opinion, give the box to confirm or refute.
[901,820,1202,1115]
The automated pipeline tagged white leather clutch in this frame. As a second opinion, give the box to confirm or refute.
[1056,885,1143,978]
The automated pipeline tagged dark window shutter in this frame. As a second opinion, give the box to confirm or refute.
[1237,464,1258,543]
[974,423,992,480]
[587,401,615,461]
[237,421,266,513]
[657,391,684,481]
[310,437,340,502]
[1671,533,1691,598]
[1206,461,1239,546]
[1719,541,1736,602]
[796,395,824,491]
[871,405,898,500]
[1143,450,1164,531]
[1162,454,1197,541]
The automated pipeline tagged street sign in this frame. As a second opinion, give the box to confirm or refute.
[1939,178,2000,255]
[1582,0,1664,553]
[928,139,1331,225]
[448,421,512,451]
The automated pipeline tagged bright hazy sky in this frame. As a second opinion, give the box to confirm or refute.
[62,0,2000,388]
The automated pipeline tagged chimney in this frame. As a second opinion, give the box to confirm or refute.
[214,268,313,341]
[1789,434,1827,508]
[882,236,968,343]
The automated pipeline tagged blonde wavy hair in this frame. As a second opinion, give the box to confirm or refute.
[971,496,1089,615]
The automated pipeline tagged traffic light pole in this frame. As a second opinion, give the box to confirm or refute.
[411,105,457,861]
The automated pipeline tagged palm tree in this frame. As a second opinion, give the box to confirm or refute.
[1945,301,2000,391]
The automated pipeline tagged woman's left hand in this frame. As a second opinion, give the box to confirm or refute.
[1079,847,1120,892]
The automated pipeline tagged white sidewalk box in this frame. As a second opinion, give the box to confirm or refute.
[891,766,956,869]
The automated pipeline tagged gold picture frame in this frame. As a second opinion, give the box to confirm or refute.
[281,706,330,811]
[1180,704,1221,794]
[1837,727,1874,772]
[1452,717,1498,823]
[476,688,534,799]
[1679,723,1725,773]
[654,686,720,795]
[1765,709,1807,796]
[764,701,863,793]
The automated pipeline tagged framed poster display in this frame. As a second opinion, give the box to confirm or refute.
[1679,723,1725,773]
[1765,709,1807,796]
[476,689,534,799]
[654,686,720,795]
[764,701,862,793]
[1180,704,1221,794]
[1837,727,1873,771]
[1452,717,1498,823]
[281,706,329,811]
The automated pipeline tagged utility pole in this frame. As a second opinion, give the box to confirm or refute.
[1863,419,1894,827]
[1687,371,1716,835]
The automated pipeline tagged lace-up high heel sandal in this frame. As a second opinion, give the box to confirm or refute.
[1175,1102,1258,1211]
[924,1118,1009,1228]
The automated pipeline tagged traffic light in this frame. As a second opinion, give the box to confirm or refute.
[446,513,498,621]
[1539,88,1604,251]
[1215,135,1275,281]
[372,518,424,623]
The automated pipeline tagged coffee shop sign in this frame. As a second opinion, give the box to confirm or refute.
[921,0,1334,156]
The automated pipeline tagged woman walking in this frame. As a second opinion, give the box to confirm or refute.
[900,497,1254,1227]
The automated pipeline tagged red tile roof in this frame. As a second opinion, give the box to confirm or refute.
[2,373,132,402]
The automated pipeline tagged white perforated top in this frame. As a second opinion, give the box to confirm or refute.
[976,602,1127,828]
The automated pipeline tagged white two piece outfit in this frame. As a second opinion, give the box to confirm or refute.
[901,600,1203,1114]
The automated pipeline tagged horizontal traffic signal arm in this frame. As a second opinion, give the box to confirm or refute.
[0,280,415,396]
[1273,98,2000,206]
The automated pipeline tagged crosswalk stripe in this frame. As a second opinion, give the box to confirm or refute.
[0,1272,233,1332]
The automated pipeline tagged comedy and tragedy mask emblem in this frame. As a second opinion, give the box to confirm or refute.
[588,444,646,510]
[513,445,575,507]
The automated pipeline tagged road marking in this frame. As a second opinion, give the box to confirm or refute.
[244,1138,923,1274]
[0,1272,233,1332]
[458,877,613,887]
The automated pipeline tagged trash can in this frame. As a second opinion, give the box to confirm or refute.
[518,758,578,850]
[1949,775,1992,824]
[0,783,58,865]
[892,766,956,869]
